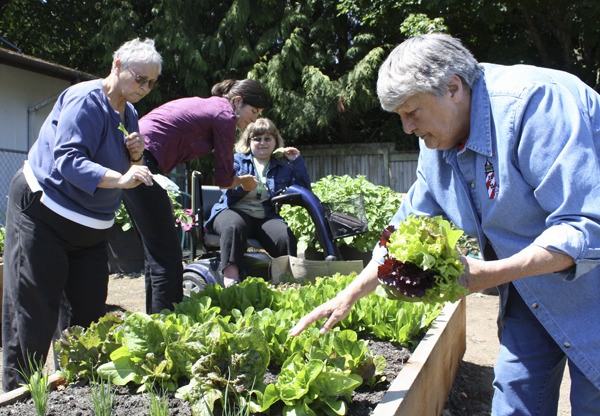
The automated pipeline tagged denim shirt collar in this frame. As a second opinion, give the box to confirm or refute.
[442,71,494,161]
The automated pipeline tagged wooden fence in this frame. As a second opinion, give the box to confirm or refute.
[300,142,418,193]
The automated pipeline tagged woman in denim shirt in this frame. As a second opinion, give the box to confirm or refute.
[290,33,600,415]
[205,118,311,287]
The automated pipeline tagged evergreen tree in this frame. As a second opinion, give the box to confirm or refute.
[2,0,599,150]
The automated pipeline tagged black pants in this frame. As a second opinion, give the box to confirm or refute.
[2,170,110,391]
[212,209,297,276]
[122,152,183,314]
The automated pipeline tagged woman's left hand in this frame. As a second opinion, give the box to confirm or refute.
[124,132,145,162]
[283,147,300,161]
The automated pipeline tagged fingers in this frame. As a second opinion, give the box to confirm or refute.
[125,133,145,154]
[288,306,336,337]
[284,147,300,160]
[125,165,153,187]
[240,175,258,191]
[288,315,319,337]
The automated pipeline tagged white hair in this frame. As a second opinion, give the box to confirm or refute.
[113,38,162,73]
[377,33,482,111]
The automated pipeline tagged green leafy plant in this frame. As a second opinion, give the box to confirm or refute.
[118,122,129,136]
[90,375,115,416]
[378,215,468,304]
[280,175,405,254]
[55,273,442,415]
[18,354,49,416]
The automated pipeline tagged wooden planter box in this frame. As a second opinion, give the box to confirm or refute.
[373,299,466,416]
[0,299,465,413]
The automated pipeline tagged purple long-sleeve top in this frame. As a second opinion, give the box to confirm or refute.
[139,96,236,187]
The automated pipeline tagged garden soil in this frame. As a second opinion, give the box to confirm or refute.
[0,275,571,415]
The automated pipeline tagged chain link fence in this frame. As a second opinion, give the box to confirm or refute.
[0,148,27,225]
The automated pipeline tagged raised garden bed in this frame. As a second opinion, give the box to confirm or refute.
[0,299,465,415]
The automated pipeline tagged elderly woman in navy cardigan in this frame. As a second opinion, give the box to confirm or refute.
[205,118,311,287]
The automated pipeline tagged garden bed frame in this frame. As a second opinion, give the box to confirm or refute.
[373,299,466,416]
[0,299,466,414]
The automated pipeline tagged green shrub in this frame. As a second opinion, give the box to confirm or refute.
[0,226,5,255]
[280,175,405,254]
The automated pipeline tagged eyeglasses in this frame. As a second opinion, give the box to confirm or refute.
[251,136,274,143]
[127,67,158,89]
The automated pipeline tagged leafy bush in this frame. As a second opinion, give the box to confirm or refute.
[280,175,405,254]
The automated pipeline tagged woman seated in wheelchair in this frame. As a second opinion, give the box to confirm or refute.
[204,118,311,287]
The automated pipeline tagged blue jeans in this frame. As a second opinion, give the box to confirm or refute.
[493,284,600,415]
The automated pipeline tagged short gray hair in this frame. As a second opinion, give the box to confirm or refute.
[377,33,482,112]
[113,38,163,74]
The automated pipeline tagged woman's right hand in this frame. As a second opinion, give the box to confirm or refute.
[238,174,258,191]
[99,165,153,189]
[121,165,153,188]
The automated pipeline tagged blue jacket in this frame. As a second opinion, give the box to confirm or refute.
[374,63,600,389]
[205,152,311,231]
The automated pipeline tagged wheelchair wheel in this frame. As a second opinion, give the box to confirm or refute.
[183,271,207,296]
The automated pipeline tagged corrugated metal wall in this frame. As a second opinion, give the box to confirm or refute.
[300,143,418,193]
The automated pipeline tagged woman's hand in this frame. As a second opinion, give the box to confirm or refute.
[282,147,300,161]
[99,164,153,189]
[288,261,381,336]
[124,132,145,163]
[288,293,357,336]
[238,174,258,191]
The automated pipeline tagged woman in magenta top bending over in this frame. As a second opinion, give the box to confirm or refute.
[123,79,270,314]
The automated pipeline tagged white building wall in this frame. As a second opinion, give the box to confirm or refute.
[0,63,72,151]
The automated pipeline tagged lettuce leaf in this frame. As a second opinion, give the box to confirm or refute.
[381,215,467,303]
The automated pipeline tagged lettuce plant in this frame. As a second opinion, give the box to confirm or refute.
[55,273,442,415]
[378,215,468,303]
[280,175,405,254]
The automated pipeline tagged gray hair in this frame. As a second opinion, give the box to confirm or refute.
[113,38,163,74]
[235,118,284,154]
[377,33,482,112]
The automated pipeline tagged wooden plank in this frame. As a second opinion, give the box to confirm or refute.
[373,299,466,416]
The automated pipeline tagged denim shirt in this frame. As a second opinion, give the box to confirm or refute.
[378,63,600,389]
[205,152,311,231]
